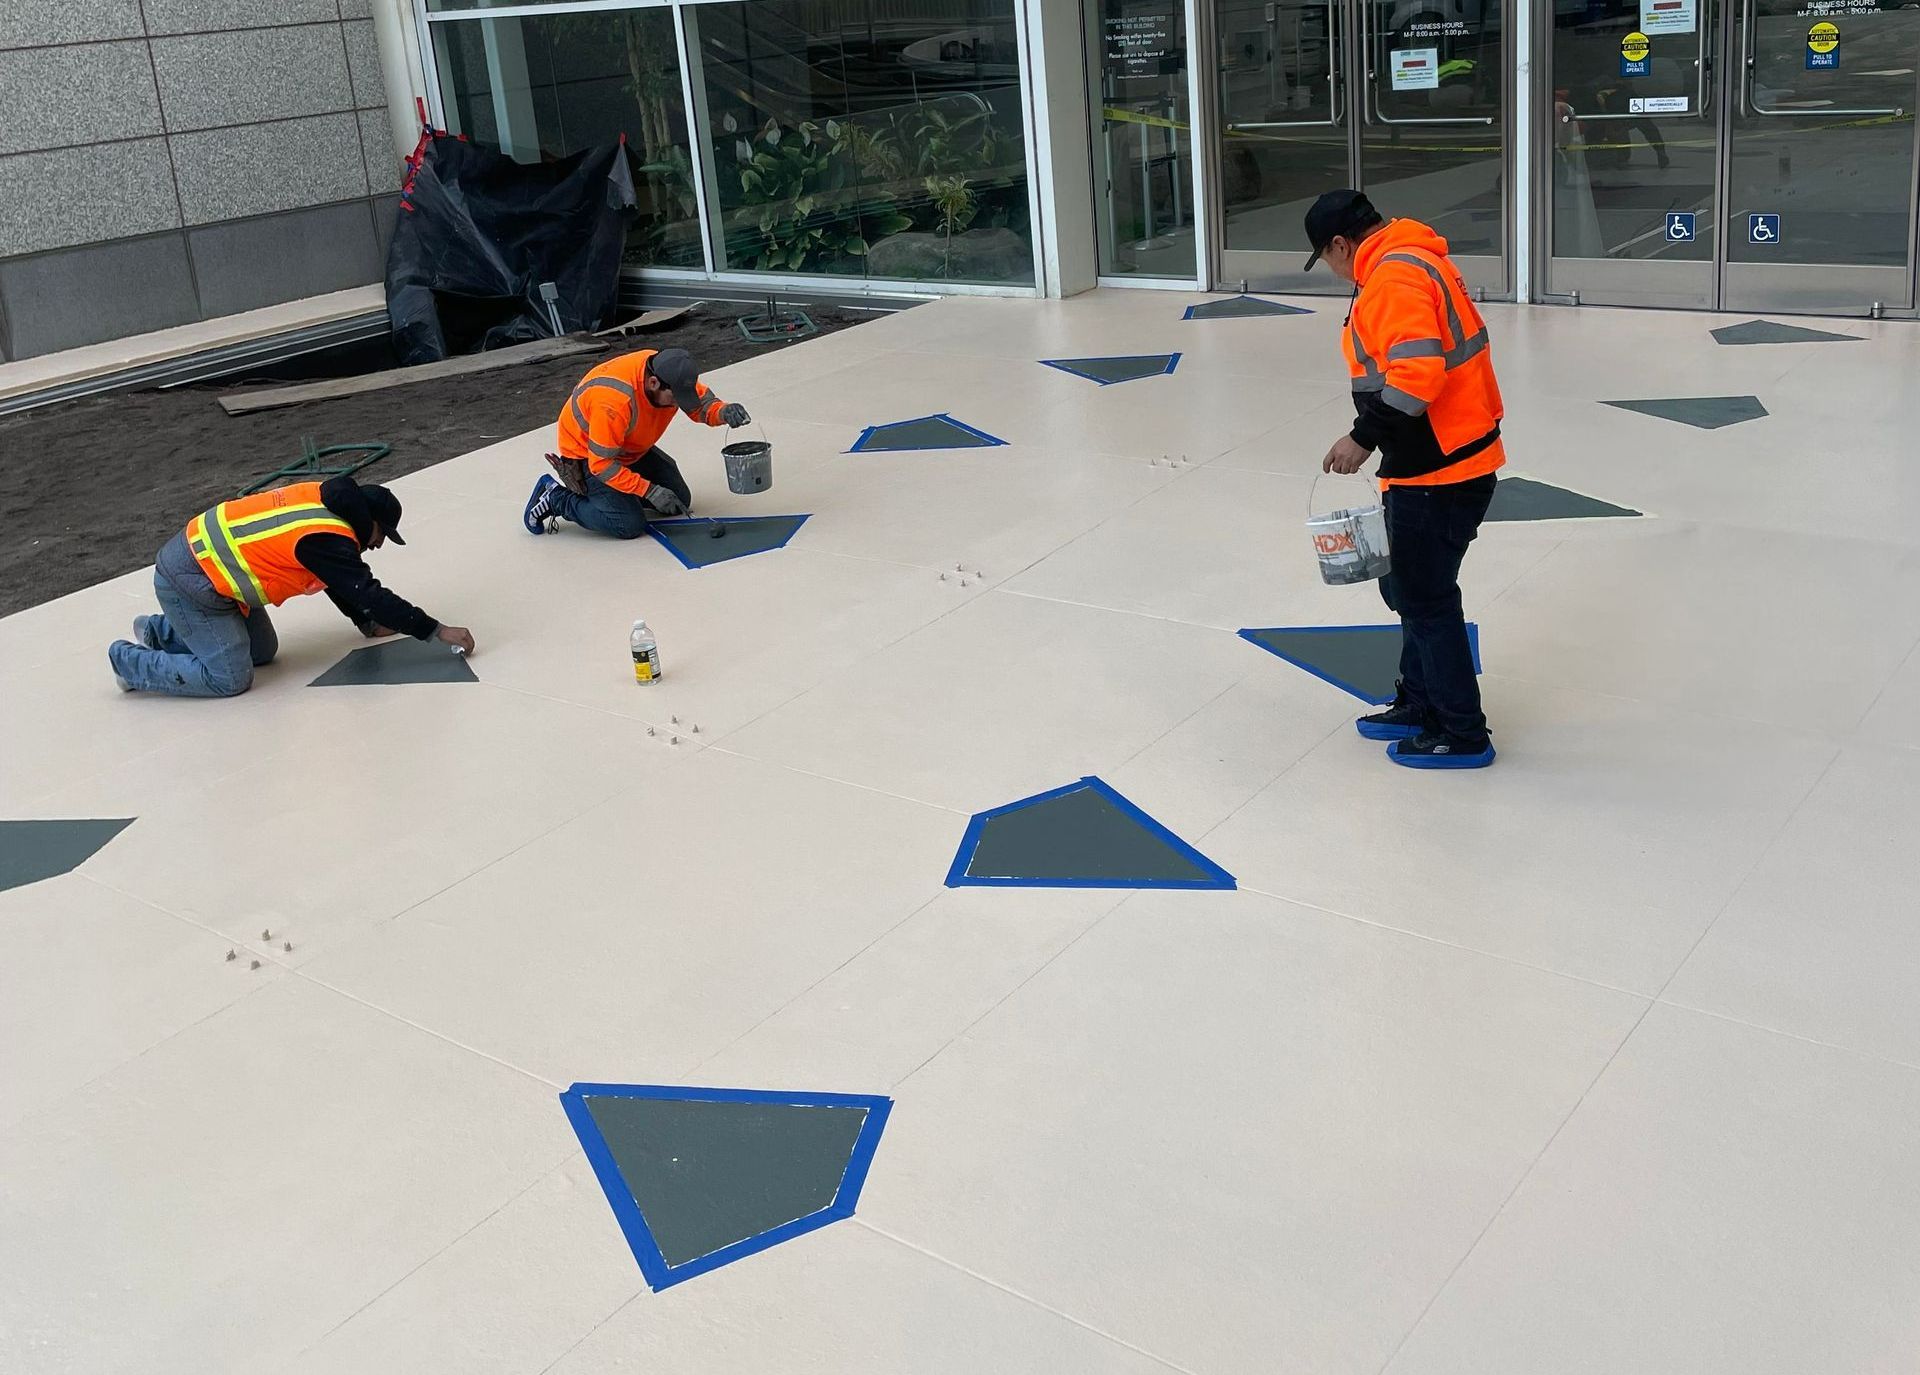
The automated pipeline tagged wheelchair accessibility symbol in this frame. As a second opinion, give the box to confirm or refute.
[1665,212,1696,242]
[1749,213,1781,244]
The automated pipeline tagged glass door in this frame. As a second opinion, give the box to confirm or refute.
[1724,0,1919,311]
[1210,0,1509,294]
[1541,0,1920,311]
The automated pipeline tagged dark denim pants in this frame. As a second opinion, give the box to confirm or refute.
[1378,474,1497,740]
[111,532,278,697]
[551,447,691,540]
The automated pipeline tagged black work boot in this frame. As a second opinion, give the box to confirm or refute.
[1387,729,1496,770]
[1356,697,1432,741]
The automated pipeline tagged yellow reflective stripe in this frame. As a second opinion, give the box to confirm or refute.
[212,504,269,607]
[231,515,353,548]
[225,500,337,537]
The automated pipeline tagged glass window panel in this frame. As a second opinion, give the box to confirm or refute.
[432,8,702,268]
[688,0,1035,285]
[1087,0,1197,278]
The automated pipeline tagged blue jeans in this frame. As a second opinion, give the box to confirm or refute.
[1379,474,1496,740]
[111,533,278,697]
[550,447,690,540]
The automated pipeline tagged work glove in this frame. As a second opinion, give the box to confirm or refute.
[719,402,751,428]
[545,453,589,497]
[643,483,688,517]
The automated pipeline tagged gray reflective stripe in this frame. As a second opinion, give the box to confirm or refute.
[1377,251,1490,367]
[568,376,640,448]
[1348,324,1383,385]
[196,507,263,609]
[225,502,338,538]
[1351,376,1385,394]
[583,435,626,460]
[1387,338,1445,360]
[1381,385,1430,416]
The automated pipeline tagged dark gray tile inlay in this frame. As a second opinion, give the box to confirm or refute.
[0,233,198,358]
[966,784,1215,884]
[1243,627,1407,705]
[582,1095,869,1268]
[1487,477,1642,522]
[309,636,477,687]
[648,515,807,569]
[1184,295,1313,320]
[0,819,135,893]
[1602,396,1769,430]
[1040,354,1179,385]
[189,201,380,319]
[1711,319,1864,346]
[850,415,1004,452]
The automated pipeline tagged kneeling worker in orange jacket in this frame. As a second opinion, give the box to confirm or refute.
[1308,189,1504,769]
[522,346,751,539]
[109,477,474,698]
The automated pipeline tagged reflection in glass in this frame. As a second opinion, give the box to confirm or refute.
[1358,0,1506,262]
[1549,0,1715,262]
[432,9,702,268]
[1216,0,1346,256]
[689,0,1033,284]
[1088,0,1196,277]
[1728,0,1918,266]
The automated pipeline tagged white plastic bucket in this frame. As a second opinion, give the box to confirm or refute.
[1307,502,1391,585]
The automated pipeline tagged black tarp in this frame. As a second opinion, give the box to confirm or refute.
[385,132,637,365]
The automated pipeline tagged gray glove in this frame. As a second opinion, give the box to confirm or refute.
[719,402,751,428]
[643,483,688,517]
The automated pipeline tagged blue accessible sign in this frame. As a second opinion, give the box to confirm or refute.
[1749,213,1781,245]
[1665,212,1696,242]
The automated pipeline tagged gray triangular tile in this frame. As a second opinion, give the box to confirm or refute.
[0,818,135,892]
[1711,319,1863,345]
[1487,477,1642,522]
[1602,396,1769,430]
[309,636,478,687]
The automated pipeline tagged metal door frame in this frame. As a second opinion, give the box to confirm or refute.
[1532,0,1920,315]
[1199,0,1515,297]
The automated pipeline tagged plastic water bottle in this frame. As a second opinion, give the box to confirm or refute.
[630,619,661,685]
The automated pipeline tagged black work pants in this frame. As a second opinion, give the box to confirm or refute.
[1378,473,1496,740]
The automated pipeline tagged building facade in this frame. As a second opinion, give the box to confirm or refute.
[4,0,1917,360]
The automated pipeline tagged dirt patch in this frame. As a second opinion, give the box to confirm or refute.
[0,303,876,617]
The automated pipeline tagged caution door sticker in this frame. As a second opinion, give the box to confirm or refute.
[1621,31,1651,77]
[1807,21,1839,69]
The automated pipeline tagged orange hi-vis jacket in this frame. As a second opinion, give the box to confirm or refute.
[1343,218,1505,488]
[556,349,729,498]
[185,481,357,611]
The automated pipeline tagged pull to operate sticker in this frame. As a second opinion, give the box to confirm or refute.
[1621,30,1651,77]
[1807,20,1839,68]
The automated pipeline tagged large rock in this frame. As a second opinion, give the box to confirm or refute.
[867,227,1031,282]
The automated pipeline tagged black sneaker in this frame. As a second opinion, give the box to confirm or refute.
[1387,729,1496,770]
[1356,699,1431,741]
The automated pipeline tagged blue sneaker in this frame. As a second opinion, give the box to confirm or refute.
[1356,699,1430,741]
[523,475,561,534]
[1388,730,1496,770]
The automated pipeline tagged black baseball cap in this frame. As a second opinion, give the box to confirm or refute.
[362,484,406,545]
[647,347,703,413]
[1303,189,1382,270]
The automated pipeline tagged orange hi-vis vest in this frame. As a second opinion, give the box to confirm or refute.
[186,481,356,610]
[556,349,725,498]
[1344,218,1505,488]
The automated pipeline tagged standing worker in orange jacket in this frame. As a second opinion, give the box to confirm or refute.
[1307,190,1504,769]
[109,477,475,698]
[523,346,750,539]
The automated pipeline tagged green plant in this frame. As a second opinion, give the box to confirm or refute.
[924,173,978,277]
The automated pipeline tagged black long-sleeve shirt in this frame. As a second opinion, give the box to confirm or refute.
[293,532,439,639]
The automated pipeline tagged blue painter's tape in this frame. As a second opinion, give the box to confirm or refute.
[847,413,1009,452]
[558,1082,893,1292]
[945,775,1236,891]
[645,514,811,570]
[1037,353,1182,385]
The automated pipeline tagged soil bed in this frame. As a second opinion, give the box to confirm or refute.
[0,303,872,616]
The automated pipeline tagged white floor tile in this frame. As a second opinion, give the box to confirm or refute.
[864,888,1644,1375]
[0,976,569,1375]
[1385,1005,1920,1375]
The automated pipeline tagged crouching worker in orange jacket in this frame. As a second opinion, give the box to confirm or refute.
[523,346,751,539]
[1308,190,1504,770]
[108,477,475,698]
